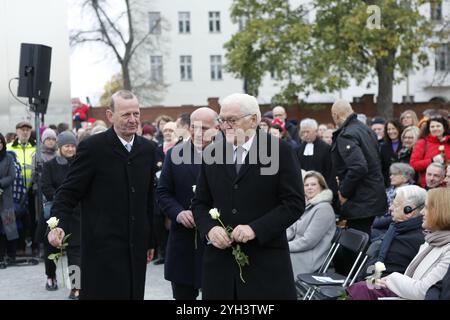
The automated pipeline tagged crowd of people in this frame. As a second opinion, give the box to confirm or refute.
[1,91,450,300]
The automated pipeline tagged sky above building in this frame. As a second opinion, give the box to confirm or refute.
[68,0,120,106]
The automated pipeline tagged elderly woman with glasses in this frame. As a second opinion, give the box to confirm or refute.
[371,163,416,240]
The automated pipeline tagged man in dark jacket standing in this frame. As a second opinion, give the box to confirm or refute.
[192,93,304,300]
[156,107,219,300]
[48,90,156,300]
[331,100,387,272]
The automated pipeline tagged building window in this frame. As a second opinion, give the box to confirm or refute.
[238,16,248,31]
[149,12,161,34]
[435,43,450,72]
[210,55,222,80]
[179,12,190,33]
[150,56,163,82]
[180,56,192,81]
[430,1,442,21]
[209,11,221,32]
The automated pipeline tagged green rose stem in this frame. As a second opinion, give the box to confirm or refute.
[215,217,247,283]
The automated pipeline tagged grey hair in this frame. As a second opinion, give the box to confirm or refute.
[396,185,427,211]
[427,162,446,177]
[401,126,420,143]
[109,90,137,111]
[390,162,416,183]
[300,118,318,130]
[220,93,261,124]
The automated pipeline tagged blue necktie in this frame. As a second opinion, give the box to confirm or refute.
[125,143,132,152]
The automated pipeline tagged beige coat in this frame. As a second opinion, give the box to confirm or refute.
[385,242,450,300]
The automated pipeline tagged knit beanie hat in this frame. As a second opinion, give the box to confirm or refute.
[57,131,77,148]
[41,128,57,142]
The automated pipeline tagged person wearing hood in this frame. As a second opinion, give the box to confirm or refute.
[287,171,336,276]
[41,131,81,299]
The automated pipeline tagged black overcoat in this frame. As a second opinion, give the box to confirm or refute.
[51,128,156,300]
[192,130,304,300]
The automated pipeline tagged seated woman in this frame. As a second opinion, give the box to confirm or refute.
[371,163,415,240]
[287,171,336,276]
[360,185,425,280]
[347,187,450,300]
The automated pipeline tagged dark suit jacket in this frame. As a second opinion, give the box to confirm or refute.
[192,130,305,300]
[156,141,204,288]
[51,128,156,300]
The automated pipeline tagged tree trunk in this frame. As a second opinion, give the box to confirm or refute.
[375,51,396,119]
[122,63,132,90]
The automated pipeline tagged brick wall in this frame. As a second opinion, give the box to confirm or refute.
[84,94,450,128]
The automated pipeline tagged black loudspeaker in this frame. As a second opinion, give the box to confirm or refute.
[17,43,52,101]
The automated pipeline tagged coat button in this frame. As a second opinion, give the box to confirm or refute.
[127,161,131,165]
[131,216,135,221]
[234,184,238,190]
[131,187,135,193]
[232,209,237,214]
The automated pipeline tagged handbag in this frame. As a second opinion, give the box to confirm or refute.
[43,201,53,220]
[0,208,19,241]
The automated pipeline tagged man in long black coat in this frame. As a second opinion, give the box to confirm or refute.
[330,99,387,273]
[156,107,219,299]
[48,90,156,300]
[192,93,304,300]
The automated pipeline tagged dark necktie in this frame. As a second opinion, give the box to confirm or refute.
[235,146,245,174]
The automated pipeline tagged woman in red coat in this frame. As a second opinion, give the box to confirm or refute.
[410,116,450,188]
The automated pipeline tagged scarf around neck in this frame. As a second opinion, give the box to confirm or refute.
[405,230,450,277]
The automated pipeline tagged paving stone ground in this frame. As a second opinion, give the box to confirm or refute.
[0,257,173,300]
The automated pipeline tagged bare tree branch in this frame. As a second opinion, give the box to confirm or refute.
[90,0,123,64]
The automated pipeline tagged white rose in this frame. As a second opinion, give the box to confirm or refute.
[209,208,220,220]
[192,185,196,193]
[374,261,386,273]
[46,217,59,229]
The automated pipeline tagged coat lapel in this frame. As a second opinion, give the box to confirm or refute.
[106,127,136,161]
[234,131,260,183]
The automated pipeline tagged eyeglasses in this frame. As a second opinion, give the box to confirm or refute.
[217,113,253,126]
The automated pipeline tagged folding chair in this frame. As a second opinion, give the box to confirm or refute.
[295,228,342,298]
[296,228,369,300]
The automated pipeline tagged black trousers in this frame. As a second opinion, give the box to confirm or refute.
[333,216,375,276]
[172,282,199,300]
[0,235,6,260]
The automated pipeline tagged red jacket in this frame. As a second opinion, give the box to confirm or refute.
[72,104,89,121]
[410,134,450,187]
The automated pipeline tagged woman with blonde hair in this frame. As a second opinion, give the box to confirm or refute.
[348,187,450,300]
[398,126,420,164]
[400,110,419,128]
[287,171,336,276]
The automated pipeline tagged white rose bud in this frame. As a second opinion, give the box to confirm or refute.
[374,261,386,273]
[209,208,220,220]
[192,185,196,193]
[46,217,59,229]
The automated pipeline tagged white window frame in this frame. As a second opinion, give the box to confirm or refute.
[208,11,221,33]
[178,12,190,33]
[210,55,223,80]
[180,55,192,81]
[149,12,161,34]
[150,55,163,82]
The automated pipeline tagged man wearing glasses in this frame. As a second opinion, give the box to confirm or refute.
[192,93,304,300]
